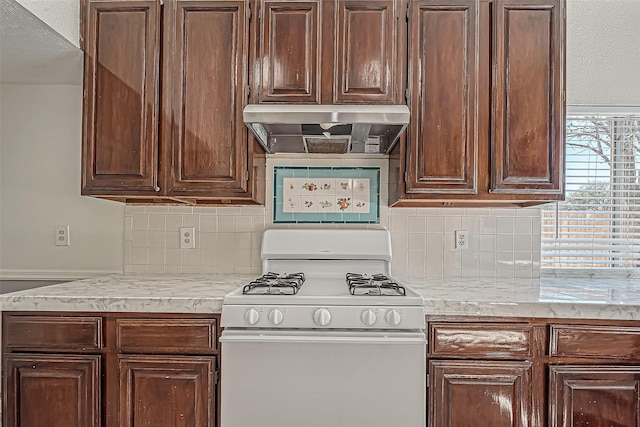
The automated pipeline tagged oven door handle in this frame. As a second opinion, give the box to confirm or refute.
[220,331,426,345]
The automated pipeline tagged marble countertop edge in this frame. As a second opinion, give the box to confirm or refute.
[1,274,639,320]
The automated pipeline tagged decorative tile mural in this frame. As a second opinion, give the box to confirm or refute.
[274,167,380,223]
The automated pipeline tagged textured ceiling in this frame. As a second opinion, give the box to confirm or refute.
[0,0,82,84]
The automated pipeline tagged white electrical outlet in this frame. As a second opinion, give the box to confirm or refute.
[55,225,70,246]
[180,227,196,249]
[454,230,468,250]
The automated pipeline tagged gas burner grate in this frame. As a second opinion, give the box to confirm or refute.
[346,273,406,296]
[242,272,305,295]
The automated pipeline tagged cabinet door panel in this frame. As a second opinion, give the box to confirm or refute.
[119,355,216,427]
[4,354,100,427]
[82,0,160,194]
[4,315,102,352]
[259,1,321,103]
[491,0,564,194]
[116,318,217,353]
[334,0,397,103]
[166,0,249,196]
[406,0,478,194]
[430,323,534,358]
[430,360,533,427]
[550,365,640,427]
[550,325,640,360]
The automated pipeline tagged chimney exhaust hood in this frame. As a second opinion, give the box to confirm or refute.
[243,104,409,155]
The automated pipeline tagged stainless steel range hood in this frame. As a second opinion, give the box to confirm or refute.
[243,104,409,154]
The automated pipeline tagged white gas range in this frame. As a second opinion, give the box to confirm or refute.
[220,228,426,427]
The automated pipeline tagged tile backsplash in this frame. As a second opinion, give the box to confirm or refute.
[124,156,541,278]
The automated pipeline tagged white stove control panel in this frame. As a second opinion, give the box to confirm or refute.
[221,304,425,330]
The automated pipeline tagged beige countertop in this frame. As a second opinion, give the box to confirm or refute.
[1,274,639,320]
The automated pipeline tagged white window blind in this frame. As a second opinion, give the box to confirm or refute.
[542,116,640,268]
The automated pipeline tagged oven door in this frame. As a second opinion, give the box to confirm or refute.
[220,329,426,427]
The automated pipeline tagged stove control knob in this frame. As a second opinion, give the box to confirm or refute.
[386,309,402,326]
[361,309,377,326]
[244,308,260,325]
[268,308,284,325]
[313,308,332,327]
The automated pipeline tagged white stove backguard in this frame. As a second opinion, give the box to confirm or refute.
[261,228,392,261]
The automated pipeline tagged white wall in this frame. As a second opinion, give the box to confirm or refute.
[0,0,636,280]
[567,0,640,106]
[123,157,541,280]
[0,84,124,279]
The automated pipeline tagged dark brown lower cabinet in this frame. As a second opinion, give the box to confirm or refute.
[2,312,220,427]
[3,354,101,427]
[119,355,217,427]
[429,360,533,427]
[549,365,640,427]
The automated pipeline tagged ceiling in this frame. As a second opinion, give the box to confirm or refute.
[0,0,82,84]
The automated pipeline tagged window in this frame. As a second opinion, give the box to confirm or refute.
[542,114,640,268]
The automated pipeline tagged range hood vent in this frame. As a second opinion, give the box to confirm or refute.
[243,104,409,154]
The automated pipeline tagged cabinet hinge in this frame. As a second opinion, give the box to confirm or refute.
[248,4,251,20]
[245,170,250,182]
[213,370,219,385]
[405,88,410,101]
[404,172,409,183]
[426,374,430,386]
[406,3,410,20]
[159,0,163,5]
[247,85,251,98]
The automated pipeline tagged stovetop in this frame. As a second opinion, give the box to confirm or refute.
[225,272,423,307]
[221,228,426,329]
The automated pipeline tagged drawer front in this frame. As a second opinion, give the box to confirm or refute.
[4,315,103,352]
[116,319,217,354]
[430,323,534,358]
[550,325,640,359]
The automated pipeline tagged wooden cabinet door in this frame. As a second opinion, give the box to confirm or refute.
[334,0,399,104]
[4,354,100,427]
[119,355,217,427]
[164,0,250,198]
[405,0,479,194]
[257,0,321,103]
[550,366,640,427]
[491,0,565,195]
[429,360,533,427]
[82,0,161,196]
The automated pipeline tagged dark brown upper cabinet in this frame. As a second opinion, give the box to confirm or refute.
[491,0,565,196]
[163,1,254,200]
[81,0,161,196]
[405,0,480,195]
[334,0,401,104]
[81,0,264,205]
[392,0,565,207]
[257,1,321,103]
[253,0,405,105]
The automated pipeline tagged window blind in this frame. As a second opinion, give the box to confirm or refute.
[542,116,640,268]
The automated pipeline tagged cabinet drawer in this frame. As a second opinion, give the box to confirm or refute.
[4,315,103,352]
[550,325,640,359]
[116,319,217,354]
[430,323,534,358]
